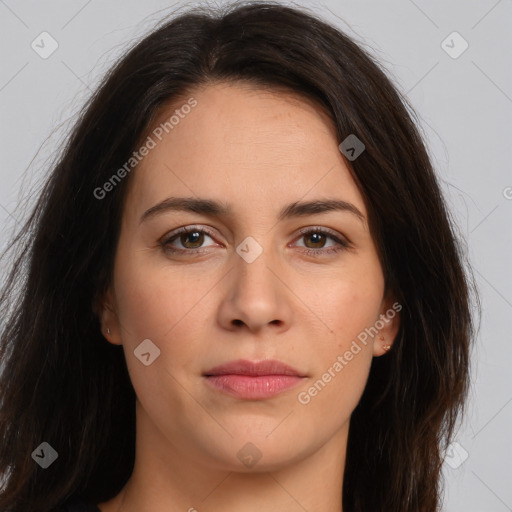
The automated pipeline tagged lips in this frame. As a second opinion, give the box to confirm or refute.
[203,359,305,377]
[203,359,307,400]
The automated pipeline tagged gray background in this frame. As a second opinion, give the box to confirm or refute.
[0,0,511,510]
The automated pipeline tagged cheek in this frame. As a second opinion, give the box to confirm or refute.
[295,342,373,445]
[292,268,382,412]
[113,255,217,364]
[112,240,174,332]
[112,260,213,422]
[295,267,384,349]
[294,283,380,429]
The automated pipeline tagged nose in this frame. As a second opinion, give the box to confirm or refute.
[216,240,293,335]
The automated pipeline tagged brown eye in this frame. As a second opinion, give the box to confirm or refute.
[303,231,328,249]
[294,227,350,256]
[178,230,205,249]
[162,226,217,254]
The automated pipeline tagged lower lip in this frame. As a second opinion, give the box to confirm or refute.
[204,374,304,399]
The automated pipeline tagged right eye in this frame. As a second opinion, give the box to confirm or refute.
[161,226,219,254]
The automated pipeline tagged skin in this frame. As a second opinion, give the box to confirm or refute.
[97,82,400,512]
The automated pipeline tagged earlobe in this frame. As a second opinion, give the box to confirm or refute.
[374,334,393,357]
[373,295,401,357]
[98,291,123,346]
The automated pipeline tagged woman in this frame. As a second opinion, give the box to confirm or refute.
[0,2,479,511]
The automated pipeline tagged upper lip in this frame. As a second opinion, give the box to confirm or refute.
[204,359,306,377]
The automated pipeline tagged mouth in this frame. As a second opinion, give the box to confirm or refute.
[204,359,306,377]
[203,359,307,400]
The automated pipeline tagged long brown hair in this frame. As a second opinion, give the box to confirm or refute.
[0,2,479,511]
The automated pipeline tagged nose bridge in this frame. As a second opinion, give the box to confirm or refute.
[233,234,277,296]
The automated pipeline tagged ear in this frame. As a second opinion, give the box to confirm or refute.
[372,292,401,357]
[94,287,123,346]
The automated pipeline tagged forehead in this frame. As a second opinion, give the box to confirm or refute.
[123,82,366,222]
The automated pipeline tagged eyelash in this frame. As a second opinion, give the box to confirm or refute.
[161,225,350,257]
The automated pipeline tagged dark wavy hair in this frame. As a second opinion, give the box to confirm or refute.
[0,2,479,511]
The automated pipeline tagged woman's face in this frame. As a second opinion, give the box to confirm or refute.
[101,82,399,473]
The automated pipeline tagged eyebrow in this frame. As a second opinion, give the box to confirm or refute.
[139,196,365,224]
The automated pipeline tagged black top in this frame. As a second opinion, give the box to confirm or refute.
[57,498,101,512]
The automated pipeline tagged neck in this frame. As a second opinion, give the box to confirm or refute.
[100,401,348,512]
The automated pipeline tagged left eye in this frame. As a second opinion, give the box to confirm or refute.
[162,226,349,255]
[295,229,347,252]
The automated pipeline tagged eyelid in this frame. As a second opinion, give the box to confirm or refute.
[296,225,349,243]
[161,224,218,245]
[294,226,351,251]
